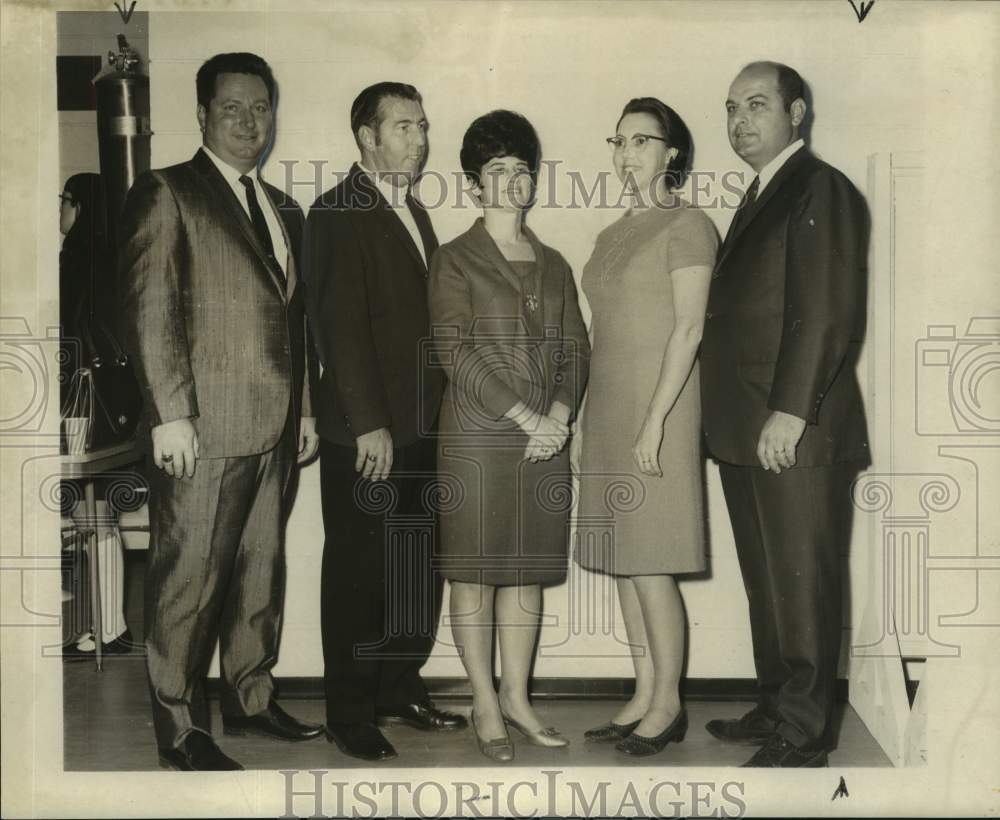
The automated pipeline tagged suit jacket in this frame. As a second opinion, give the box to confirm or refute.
[700,148,871,467]
[303,163,444,447]
[428,218,590,429]
[119,148,314,458]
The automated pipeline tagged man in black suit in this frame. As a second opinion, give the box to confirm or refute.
[119,52,323,771]
[303,82,466,762]
[700,62,870,767]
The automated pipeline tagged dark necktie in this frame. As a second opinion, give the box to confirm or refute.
[239,175,279,269]
[725,174,760,244]
[405,189,439,269]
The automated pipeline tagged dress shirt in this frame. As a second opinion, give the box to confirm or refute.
[359,162,427,266]
[202,146,288,275]
[755,138,805,195]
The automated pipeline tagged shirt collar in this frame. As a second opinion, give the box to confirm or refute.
[358,161,411,207]
[757,138,805,193]
[202,145,257,189]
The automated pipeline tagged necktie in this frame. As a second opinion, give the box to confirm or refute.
[405,190,439,269]
[725,175,760,244]
[239,175,279,267]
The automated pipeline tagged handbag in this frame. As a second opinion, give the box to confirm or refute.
[61,314,142,451]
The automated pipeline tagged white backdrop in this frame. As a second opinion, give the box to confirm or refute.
[134,1,996,680]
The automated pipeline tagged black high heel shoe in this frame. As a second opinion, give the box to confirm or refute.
[615,709,688,756]
[584,718,641,743]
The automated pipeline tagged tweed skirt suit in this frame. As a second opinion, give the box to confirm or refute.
[428,218,590,586]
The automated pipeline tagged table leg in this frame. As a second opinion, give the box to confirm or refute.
[84,479,103,672]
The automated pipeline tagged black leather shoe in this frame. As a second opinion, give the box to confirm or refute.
[740,733,829,767]
[615,709,688,757]
[222,701,324,741]
[376,701,468,732]
[326,722,398,761]
[158,732,243,771]
[705,705,777,745]
[584,718,641,743]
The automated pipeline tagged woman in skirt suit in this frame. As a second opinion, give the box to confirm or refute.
[428,110,590,762]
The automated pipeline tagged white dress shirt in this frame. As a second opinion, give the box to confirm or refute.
[358,162,427,266]
[755,138,805,195]
[202,146,289,276]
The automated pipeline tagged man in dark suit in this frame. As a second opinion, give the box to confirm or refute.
[303,82,466,762]
[120,52,323,771]
[700,61,870,767]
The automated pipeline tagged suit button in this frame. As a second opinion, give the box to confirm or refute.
[706,311,714,319]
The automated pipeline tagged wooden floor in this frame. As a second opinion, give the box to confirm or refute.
[62,555,891,771]
[64,662,890,770]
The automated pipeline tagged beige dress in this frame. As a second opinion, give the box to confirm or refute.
[575,198,718,575]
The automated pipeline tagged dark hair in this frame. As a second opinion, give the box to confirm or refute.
[350,82,423,148]
[741,61,805,112]
[460,109,541,188]
[196,52,276,109]
[62,172,107,251]
[615,97,692,189]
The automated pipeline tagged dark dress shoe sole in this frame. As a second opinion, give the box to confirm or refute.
[376,714,466,731]
[326,730,398,762]
[705,723,773,746]
[222,724,323,742]
[740,749,830,768]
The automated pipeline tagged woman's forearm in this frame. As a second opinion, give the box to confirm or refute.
[644,323,703,425]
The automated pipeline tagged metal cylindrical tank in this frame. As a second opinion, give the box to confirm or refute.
[94,35,152,257]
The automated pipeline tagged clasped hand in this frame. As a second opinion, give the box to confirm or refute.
[524,414,569,463]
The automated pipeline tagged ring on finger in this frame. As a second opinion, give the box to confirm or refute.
[162,454,174,463]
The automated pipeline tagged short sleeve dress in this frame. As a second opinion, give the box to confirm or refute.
[575,198,719,576]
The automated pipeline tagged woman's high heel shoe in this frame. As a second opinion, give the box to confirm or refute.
[614,709,688,757]
[502,713,570,748]
[471,713,514,762]
[584,717,641,743]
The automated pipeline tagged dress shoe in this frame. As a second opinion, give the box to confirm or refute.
[705,705,777,745]
[471,712,514,762]
[62,629,136,661]
[740,733,829,767]
[326,722,397,761]
[376,700,468,731]
[502,712,569,748]
[222,701,324,741]
[158,731,243,771]
[584,718,641,743]
[615,709,688,757]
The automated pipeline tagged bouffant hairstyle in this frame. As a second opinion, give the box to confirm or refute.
[460,109,541,188]
[616,97,693,189]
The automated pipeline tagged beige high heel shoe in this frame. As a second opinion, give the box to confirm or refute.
[471,712,514,762]
[502,712,570,748]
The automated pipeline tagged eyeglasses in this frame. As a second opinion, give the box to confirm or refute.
[59,193,75,204]
[606,133,669,151]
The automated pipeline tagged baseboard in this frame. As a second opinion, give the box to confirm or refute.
[205,676,851,703]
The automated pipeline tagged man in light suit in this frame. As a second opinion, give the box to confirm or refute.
[120,52,322,771]
[303,82,465,763]
[700,62,870,767]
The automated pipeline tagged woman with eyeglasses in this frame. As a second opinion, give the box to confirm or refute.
[429,109,590,762]
[575,98,718,756]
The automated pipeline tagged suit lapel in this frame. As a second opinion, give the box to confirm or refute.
[351,165,429,276]
[716,147,811,272]
[192,149,287,300]
[259,182,298,299]
[469,218,528,296]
